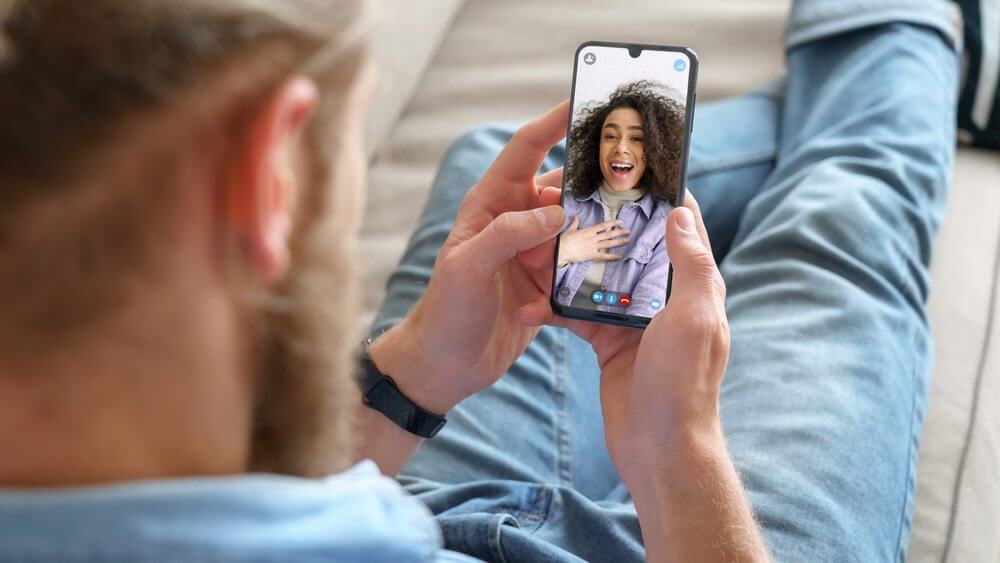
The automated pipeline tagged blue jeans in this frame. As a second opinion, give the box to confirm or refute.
[372,20,958,563]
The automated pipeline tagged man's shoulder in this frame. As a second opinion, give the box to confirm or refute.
[0,461,447,562]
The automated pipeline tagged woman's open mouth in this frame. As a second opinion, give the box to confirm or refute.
[609,160,634,179]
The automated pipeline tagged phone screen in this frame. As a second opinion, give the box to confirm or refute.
[551,42,697,328]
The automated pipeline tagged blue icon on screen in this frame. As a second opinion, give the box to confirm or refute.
[604,292,619,305]
[650,298,662,309]
[591,290,605,303]
[674,59,686,71]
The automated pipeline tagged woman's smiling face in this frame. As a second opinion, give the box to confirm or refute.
[599,107,647,192]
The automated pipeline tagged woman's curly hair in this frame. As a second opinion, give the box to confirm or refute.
[565,80,686,203]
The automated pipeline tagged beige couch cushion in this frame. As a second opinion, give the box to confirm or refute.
[364,0,464,156]
[364,1,1000,561]
[911,149,1000,563]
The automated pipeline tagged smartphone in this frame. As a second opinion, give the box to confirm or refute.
[550,41,698,329]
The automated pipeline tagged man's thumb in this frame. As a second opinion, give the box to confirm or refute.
[666,207,724,303]
[467,205,565,271]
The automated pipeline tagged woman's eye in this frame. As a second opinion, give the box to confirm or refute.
[604,134,617,141]
[631,136,644,142]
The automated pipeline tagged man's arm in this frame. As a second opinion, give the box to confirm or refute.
[613,201,768,562]
[630,424,768,562]
[353,322,457,476]
[349,102,571,475]
[527,195,769,562]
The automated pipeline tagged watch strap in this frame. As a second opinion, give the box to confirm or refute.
[358,338,447,439]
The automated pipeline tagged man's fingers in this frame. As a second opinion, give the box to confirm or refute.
[516,296,600,344]
[517,296,589,340]
[518,297,554,327]
[516,185,563,271]
[517,238,557,270]
[463,205,566,272]
[539,186,562,208]
[535,167,564,190]
[665,206,725,305]
[595,252,622,261]
[682,191,712,257]
[490,100,570,183]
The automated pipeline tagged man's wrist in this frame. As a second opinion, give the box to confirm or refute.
[626,420,727,492]
[627,423,767,562]
[367,320,464,415]
[626,424,730,533]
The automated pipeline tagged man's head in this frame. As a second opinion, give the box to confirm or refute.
[0,0,374,483]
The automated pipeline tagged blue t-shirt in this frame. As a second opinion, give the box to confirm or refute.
[0,460,478,562]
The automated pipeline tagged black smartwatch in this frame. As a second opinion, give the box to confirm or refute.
[357,337,447,439]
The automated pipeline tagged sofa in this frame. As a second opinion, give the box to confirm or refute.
[361,2,1000,560]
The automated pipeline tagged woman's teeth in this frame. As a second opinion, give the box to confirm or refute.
[610,162,633,178]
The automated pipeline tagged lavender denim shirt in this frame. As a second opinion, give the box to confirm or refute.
[553,189,672,318]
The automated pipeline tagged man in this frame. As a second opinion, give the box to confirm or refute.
[0,0,959,562]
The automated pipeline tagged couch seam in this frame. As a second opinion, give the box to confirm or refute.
[554,329,574,487]
[894,336,919,562]
[940,205,1000,562]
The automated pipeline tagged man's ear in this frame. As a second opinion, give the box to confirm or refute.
[226,77,318,282]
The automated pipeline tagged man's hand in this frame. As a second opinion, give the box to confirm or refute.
[521,194,769,562]
[523,194,728,480]
[369,101,571,416]
[603,198,730,484]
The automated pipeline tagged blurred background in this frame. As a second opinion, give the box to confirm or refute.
[357,1,1000,561]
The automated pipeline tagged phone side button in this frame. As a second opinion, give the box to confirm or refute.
[689,93,697,132]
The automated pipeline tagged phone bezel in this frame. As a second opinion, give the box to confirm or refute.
[550,41,699,329]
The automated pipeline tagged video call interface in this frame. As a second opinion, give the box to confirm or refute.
[553,45,691,320]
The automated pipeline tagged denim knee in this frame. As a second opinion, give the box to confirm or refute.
[434,120,566,204]
[444,122,519,166]
[743,158,936,317]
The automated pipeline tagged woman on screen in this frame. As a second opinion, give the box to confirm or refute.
[554,80,686,317]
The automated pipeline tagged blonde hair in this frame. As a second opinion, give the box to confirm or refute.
[0,0,370,321]
[0,0,370,191]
